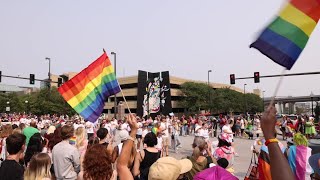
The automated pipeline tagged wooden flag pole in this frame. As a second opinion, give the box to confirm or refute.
[268,68,287,108]
[119,87,132,114]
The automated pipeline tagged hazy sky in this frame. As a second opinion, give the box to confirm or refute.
[1,0,320,97]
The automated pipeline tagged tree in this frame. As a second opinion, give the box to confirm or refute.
[179,82,211,112]
[179,82,263,114]
[1,87,76,115]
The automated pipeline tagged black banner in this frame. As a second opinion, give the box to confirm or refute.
[136,70,147,117]
[161,71,172,115]
[136,71,172,118]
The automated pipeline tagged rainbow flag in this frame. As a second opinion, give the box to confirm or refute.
[69,136,76,145]
[250,0,320,70]
[58,52,120,123]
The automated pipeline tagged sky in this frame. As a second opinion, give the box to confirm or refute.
[0,0,320,97]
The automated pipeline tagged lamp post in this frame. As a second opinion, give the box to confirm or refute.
[6,101,10,112]
[111,52,117,118]
[244,84,247,115]
[208,70,212,114]
[262,91,266,111]
[208,70,212,85]
[311,92,314,116]
[45,57,51,89]
[25,100,29,114]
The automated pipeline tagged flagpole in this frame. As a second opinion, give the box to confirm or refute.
[119,88,132,114]
[268,68,287,108]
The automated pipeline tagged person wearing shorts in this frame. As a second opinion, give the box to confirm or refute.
[160,117,171,157]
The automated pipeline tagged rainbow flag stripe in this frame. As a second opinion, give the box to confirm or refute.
[250,0,320,70]
[58,52,120,122]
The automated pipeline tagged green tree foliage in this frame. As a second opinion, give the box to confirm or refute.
[0,87,75,115]
[179,82,263,114]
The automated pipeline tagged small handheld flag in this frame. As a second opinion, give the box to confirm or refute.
[250,0,320,70]
[58,52,121,123]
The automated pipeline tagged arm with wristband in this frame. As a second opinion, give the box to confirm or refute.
[261,106,294,180]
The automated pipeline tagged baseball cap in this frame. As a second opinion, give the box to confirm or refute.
[148,157,192,180]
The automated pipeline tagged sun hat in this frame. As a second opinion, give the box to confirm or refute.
[148,157,192,180]
[219,133,232,144]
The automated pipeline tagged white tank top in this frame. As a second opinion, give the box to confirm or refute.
[118,143,123,154]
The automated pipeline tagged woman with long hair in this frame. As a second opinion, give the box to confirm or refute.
[78,144,115,180]
[47,126,62,151]
[24,133,45,166]
[0,124,13,164]
[24,153,51,180]
[75,127,88,156]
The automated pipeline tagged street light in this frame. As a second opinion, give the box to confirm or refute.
[111,52,117,118]
[244,84,247,115]
[208,70,212,85]
[262,91,266,111]
[25,100,29,113]
[208,70,212,113]
[6,101,10,112]
[311,92,314,116]
[45,57,51,89]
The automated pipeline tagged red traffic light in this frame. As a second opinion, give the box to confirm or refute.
[230,74,235,84]
[254,72,260,83]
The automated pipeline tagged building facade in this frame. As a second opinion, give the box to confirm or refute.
[104,71,243,117]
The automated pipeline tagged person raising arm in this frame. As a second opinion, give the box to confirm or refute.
[261,106,294,180]
[117,114,138,180]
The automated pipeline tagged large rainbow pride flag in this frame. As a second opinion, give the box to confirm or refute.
[250,0,320,70]
[58,52,120,123]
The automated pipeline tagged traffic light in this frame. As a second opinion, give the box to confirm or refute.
[30,74,35,84]
[230,74,235,84]
[254,72,260,83]
[58,78,63,87]
[0,71,2,82]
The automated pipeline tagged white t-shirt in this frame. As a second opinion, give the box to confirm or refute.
[137,122,143,135]
[202,129,209,138]
[195,124,202,136]
[85,121,94,134]
[142,129,149,138]
[160,122,169,137]
[155,137,163,150]
[20,118,27,124]
[240,119,245,129]
[104,123,111,133]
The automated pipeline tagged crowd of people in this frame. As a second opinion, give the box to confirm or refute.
[0,110,318,180]
[280,115,319,140]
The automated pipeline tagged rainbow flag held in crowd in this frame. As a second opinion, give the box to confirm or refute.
[58,52,121,123]
[250,0,320,70]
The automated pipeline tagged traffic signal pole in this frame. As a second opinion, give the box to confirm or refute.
[0,74,59,85]
[235,71,320,80]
